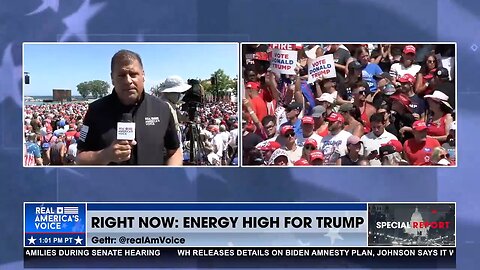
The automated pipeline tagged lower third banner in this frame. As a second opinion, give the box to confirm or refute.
[23,202,456,268]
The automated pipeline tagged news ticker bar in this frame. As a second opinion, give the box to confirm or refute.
[24,202,456,248]
[23,247,456,268]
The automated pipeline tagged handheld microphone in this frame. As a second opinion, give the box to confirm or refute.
[117,113,136,140]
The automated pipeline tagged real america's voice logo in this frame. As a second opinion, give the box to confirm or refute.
[25,203,87,247]
[34,206,80,230]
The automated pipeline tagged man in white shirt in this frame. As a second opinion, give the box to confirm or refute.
[389,45,421,80]
[66,138,78,164]
[297,116,323,148]
[361,113,398,166]
[320,112,352,165]
[211,126,224,161]
[280,125,303,163]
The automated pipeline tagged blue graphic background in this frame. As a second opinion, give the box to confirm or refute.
[0,0,478,269]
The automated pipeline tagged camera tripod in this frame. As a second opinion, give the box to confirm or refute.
[183,104,211,165]
[184,121,210,165]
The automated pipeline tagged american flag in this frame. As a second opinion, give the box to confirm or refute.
[62,206,79,215]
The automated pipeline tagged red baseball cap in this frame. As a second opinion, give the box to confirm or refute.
[398,73,416,84]
[412,120,428,131]
[382,140,403,152]
[309,150,324,161]
[326,112,345,124]
[280,125,294,136]
[403,45,416,55]
[254,52,269,61]
[246,81,260,90]
[301,116,314,125]
[258,141,281,151]
[294,158,310,166]
[304,138,318,149]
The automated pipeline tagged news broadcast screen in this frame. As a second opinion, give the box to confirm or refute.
[1,0,478,269]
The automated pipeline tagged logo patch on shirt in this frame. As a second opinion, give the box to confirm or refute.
[79,125,89,142]
[145,117,160,126]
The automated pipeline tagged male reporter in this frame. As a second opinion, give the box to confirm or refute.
[76,50,182,165]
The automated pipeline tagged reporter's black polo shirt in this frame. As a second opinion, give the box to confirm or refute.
[77,90,180,165]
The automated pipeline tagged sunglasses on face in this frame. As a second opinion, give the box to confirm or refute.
[284,132,295,138]
[305,145,316,150]
[427,60,437,64]
[440,153,450,159]
[355,90,366,95]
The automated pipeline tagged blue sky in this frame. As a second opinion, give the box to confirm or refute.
[23,43,238,96]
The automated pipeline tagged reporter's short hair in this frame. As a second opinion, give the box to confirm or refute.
[111,50,143,72]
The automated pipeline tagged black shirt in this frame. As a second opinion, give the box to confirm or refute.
[409,94,426,116]
[242,132,263,153]
[436,81,455,110]
[340,155,359,165]
[391,112,415,143]
[327,48,351,85]
[77,90,179,165]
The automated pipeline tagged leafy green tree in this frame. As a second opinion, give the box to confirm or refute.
[227,75,238,96]
[208,69,237,101]
[76,82,90,98]
[76,80,110,98]
[89,80,110,98]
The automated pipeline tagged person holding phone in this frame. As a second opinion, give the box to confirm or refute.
[360,113,399,166]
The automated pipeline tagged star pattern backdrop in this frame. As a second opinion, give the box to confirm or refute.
[0,0,479,269]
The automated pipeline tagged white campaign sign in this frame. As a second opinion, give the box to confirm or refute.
[270,49,297,75]
[308,54,337,83]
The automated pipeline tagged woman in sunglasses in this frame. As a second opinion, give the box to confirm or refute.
[415,53,439,96]
[352,81,376,134]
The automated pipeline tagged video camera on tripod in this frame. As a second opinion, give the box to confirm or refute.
[180,79,210,165]
[182,79,205,121]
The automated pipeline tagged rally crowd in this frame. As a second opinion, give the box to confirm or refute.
[242,44,456,166]
[24,91,238,166]
[180,101,239,166]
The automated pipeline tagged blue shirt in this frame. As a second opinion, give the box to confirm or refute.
[362,63,383,92]
[26,142,41,158]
